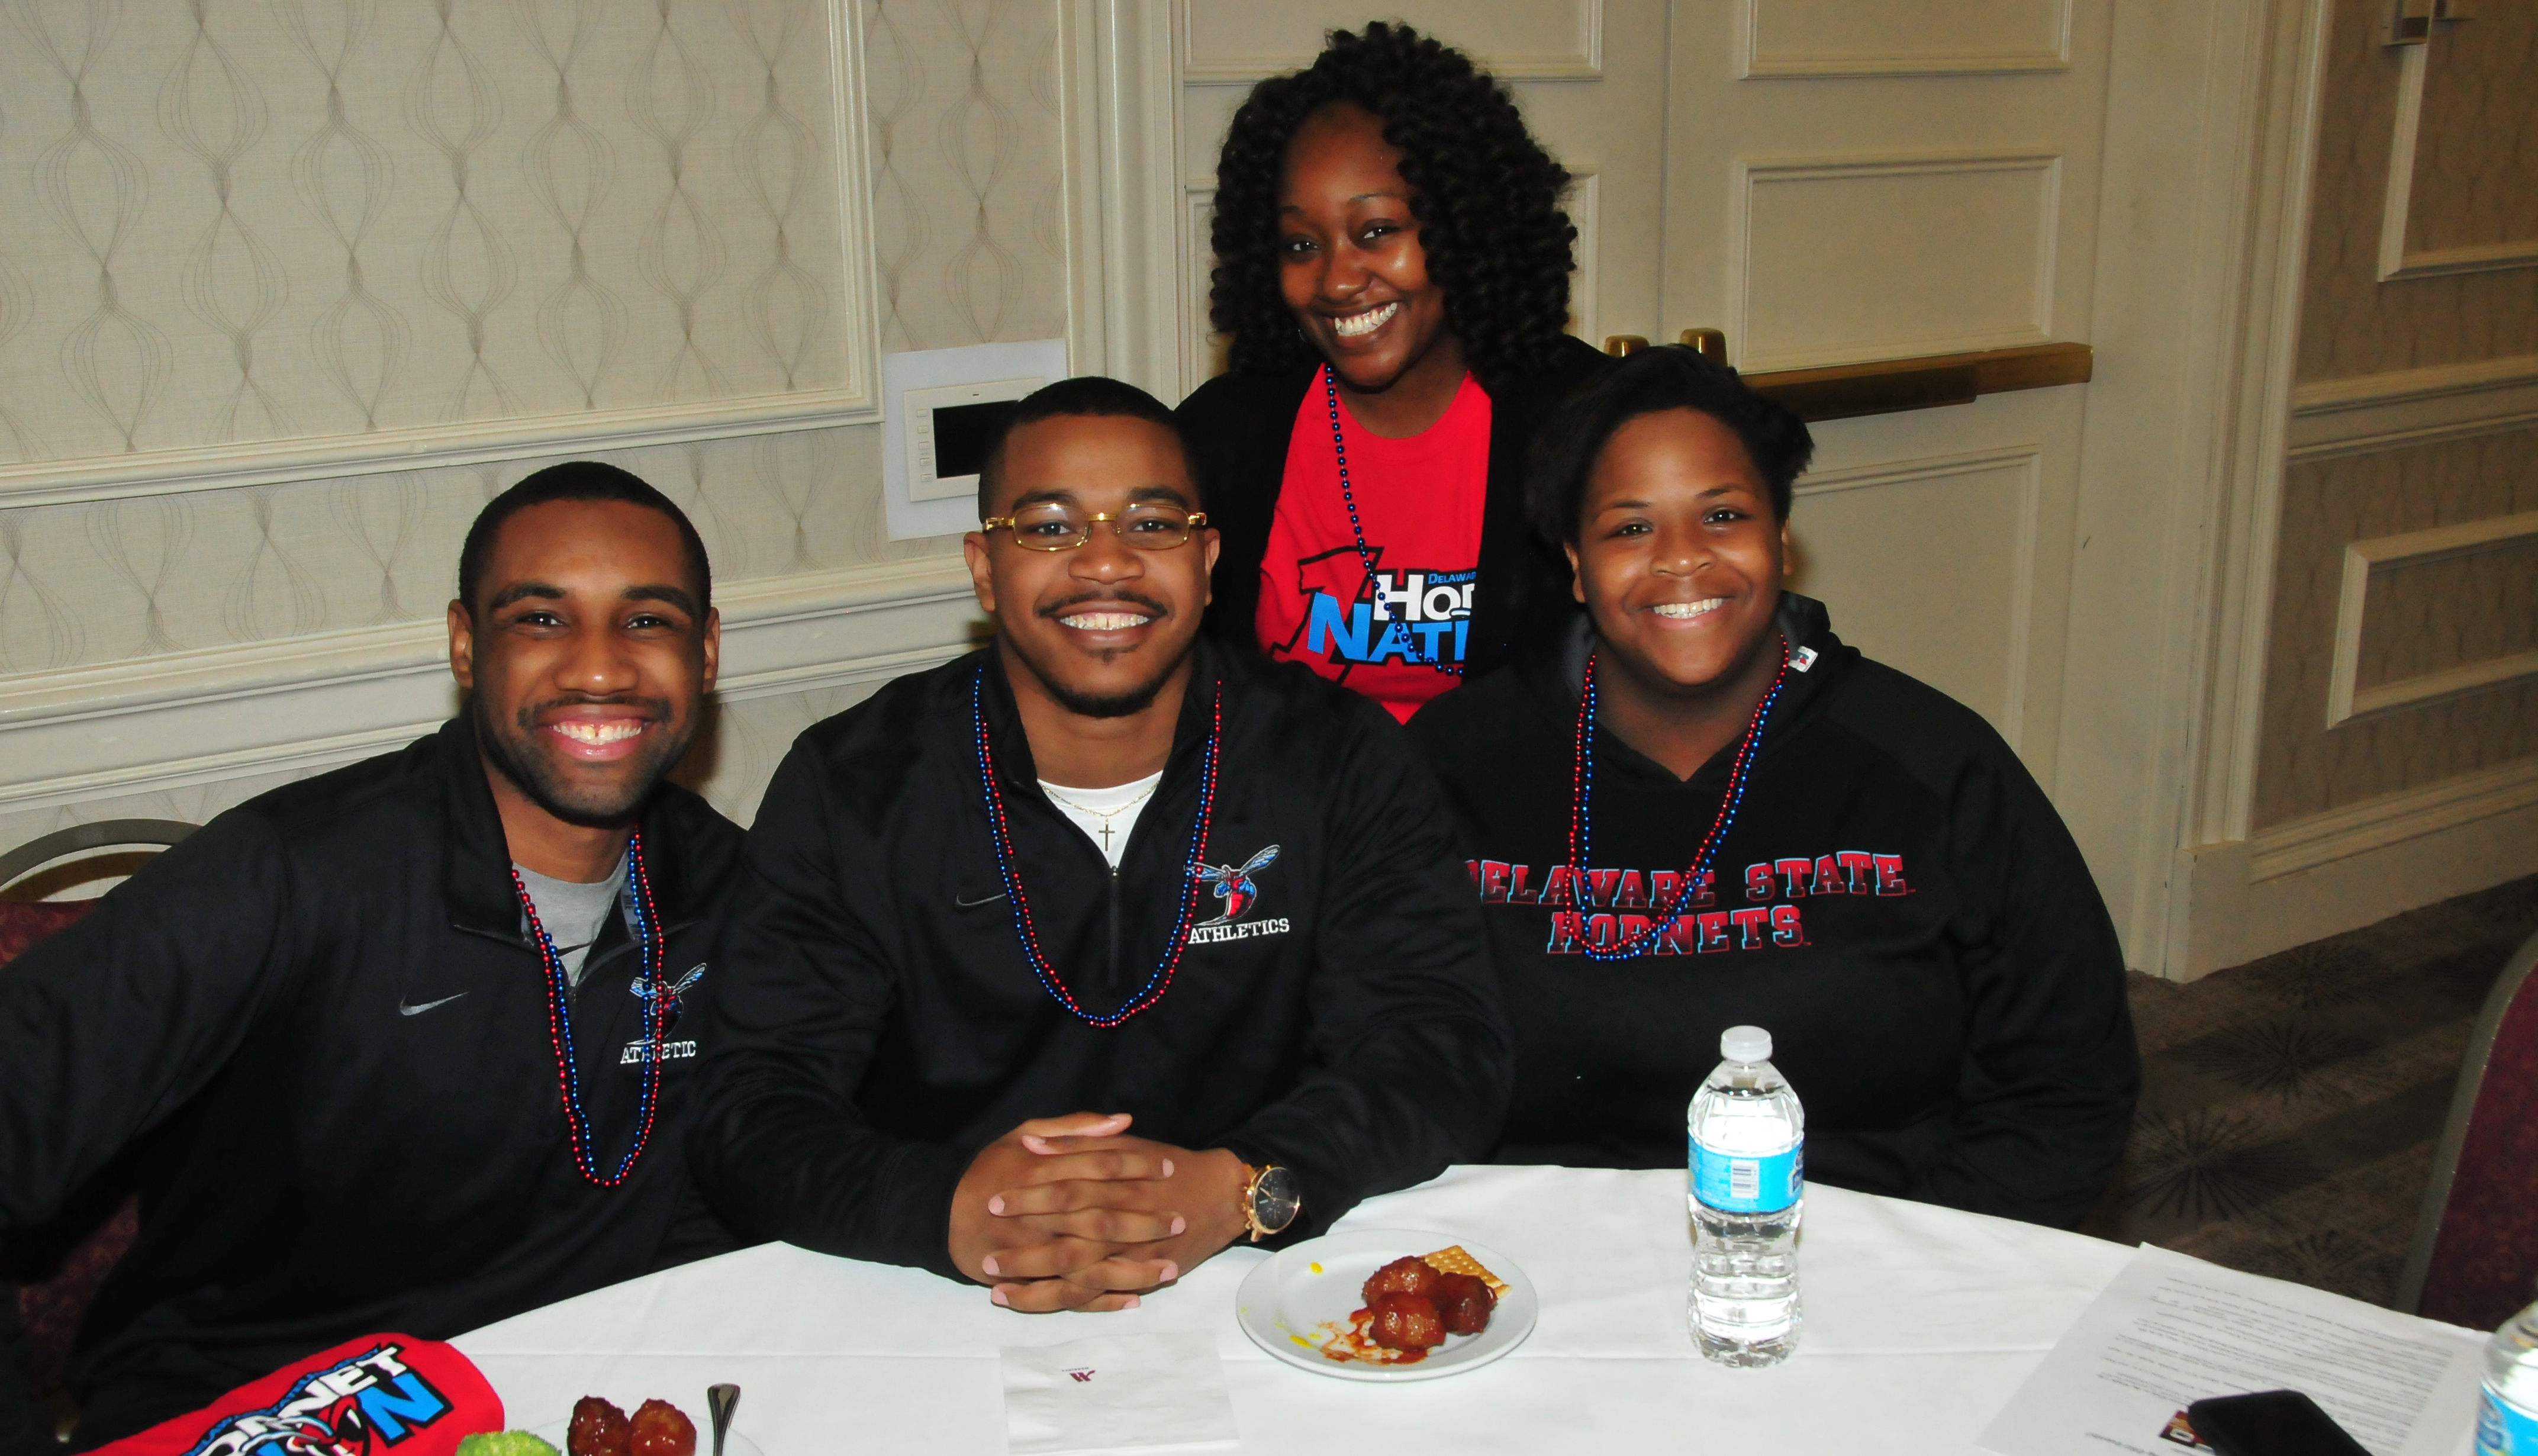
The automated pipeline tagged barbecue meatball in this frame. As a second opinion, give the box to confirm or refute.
[1367,1292,1447,1351]
[567,1397,631,1456]
[627,1400,697,1456]
[1433,1273,1495,1335]
[1361,1255,1439,1306]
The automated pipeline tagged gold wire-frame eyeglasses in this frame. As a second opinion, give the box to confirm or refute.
[979,503,1209,552]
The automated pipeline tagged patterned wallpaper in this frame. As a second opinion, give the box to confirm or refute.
[2253,426,2538,830]
[2404,0,2538,257]
[0,0,1063,675]
[0,0,848,460]
[2356,534,2537,692]
[2251,0,2538,832]
[0,0,1062,843]
[0,423,913,674]
[865,0,1065,353]
[2295,0,2538,382]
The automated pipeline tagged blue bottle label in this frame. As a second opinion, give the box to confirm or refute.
[1690,1137,1802,1214]
[2479,1388,2538,1456]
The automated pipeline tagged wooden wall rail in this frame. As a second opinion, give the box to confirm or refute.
[1599,337,2095,423]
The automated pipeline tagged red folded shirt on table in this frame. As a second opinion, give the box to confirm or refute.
[91,1334,501,1456]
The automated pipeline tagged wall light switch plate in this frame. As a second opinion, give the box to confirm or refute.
[882,340,1070,540]
[905,376,1045,504]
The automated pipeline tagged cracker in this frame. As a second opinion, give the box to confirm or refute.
[1422,1245,1508,1297]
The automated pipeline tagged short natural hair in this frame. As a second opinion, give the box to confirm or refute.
[1528,345,1815,545]
[458,461,712,616]
[975,376,1200,518]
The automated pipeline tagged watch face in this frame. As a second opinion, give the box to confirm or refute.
[1251,1165,1302,1233]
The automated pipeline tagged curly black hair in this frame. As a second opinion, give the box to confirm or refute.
[1207,22,1576,392]
[1529,345,1816,545]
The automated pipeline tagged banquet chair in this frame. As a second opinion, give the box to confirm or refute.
[2397,926,2538,1331]
[2,819,198,1441]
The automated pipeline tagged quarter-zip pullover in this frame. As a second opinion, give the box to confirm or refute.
[0,716,743,1448]
[1407,597,2138,1229]
[689,642,1512,1277]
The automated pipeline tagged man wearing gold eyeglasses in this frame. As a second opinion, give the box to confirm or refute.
[690,377,1509,1313]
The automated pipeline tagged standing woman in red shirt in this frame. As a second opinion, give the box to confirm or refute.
[1178,22,1612,723]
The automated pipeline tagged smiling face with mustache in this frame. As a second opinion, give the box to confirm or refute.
[964,413,1219,781]
[449,497,719,877]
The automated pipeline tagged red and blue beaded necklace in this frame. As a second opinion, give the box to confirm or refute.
[513,833,667,1187]
[1567,639,1790,961]
[1323,366,1461,676]
[972,666,1223,1026]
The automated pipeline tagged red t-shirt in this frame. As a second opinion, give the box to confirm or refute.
[1254,368,1492,721]
[94,1335,502,1456]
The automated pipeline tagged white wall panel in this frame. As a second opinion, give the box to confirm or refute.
[1731,153,2060,369]
[1741,0,2071,78]
[1181,0,1600,80]
[1785,447,2041,740]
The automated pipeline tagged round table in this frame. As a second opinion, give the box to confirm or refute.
[453,1164,2133,1454]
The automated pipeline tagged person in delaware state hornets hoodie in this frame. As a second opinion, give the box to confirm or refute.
[0,465,745,1452]
[691,378,1509,1315]
[1407,346,2138,1229]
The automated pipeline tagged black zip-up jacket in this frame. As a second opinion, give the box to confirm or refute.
[1405,597,2138,1229]
[1176,337,1613,677]
[688,642,1511,1277]
[0,716,743,1449]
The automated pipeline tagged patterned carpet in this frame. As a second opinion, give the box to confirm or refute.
[2081,874,2538,1309]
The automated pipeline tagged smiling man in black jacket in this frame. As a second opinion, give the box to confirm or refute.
[0,464,744,1450]
[691,378,1509,1313]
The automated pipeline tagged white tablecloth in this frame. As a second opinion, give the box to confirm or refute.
[453,1165,2133,1454]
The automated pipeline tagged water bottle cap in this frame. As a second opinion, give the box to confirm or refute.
[1720,1025,1772,1062]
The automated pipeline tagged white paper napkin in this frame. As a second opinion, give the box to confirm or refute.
[1000,1331,1240,1456]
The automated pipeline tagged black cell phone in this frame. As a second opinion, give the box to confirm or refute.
[2185,1390,2372,1456]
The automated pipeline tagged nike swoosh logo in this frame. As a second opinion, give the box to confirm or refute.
[954,891,1009,908]
[398,993,469,1017]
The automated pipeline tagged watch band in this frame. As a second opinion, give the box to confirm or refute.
[1239,1162,1267,1242]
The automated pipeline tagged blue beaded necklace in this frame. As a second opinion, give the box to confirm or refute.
[972,667,1223,1026]
[512,833,667,1187]
[1323,366,1460,675]
[1568,640,1789,961]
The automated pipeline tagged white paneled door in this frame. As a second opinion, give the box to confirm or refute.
[1664,0,2109,786]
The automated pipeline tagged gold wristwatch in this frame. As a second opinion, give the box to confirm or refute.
[1239,1162,1302,1242]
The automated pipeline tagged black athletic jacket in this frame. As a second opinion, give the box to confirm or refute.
[0,716,743,1448]
[1176,338,1613,677]
[689,642,1510,1278]
[1406,597,2138,1229]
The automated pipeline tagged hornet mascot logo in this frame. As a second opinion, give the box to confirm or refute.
[631,963,706,1025]
[1191,845,1278,926]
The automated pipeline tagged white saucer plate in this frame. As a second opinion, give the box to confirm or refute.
[1235,1228,1537,1382]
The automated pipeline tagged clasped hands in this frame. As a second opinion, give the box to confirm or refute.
[948,1112,1252,1312]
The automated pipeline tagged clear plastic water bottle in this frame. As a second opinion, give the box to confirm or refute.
[1687,1025,1803,1367]
[2478,1299,2538,1455]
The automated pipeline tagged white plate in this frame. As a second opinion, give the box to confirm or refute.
[1235,1228,1537,1381]
[525,1414,765,1456]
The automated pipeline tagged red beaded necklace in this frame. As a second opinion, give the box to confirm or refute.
[1567,640,1790,960]
[513,833,666,1187]
[972,666,1223,1026]
[1323,366,1461,675]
